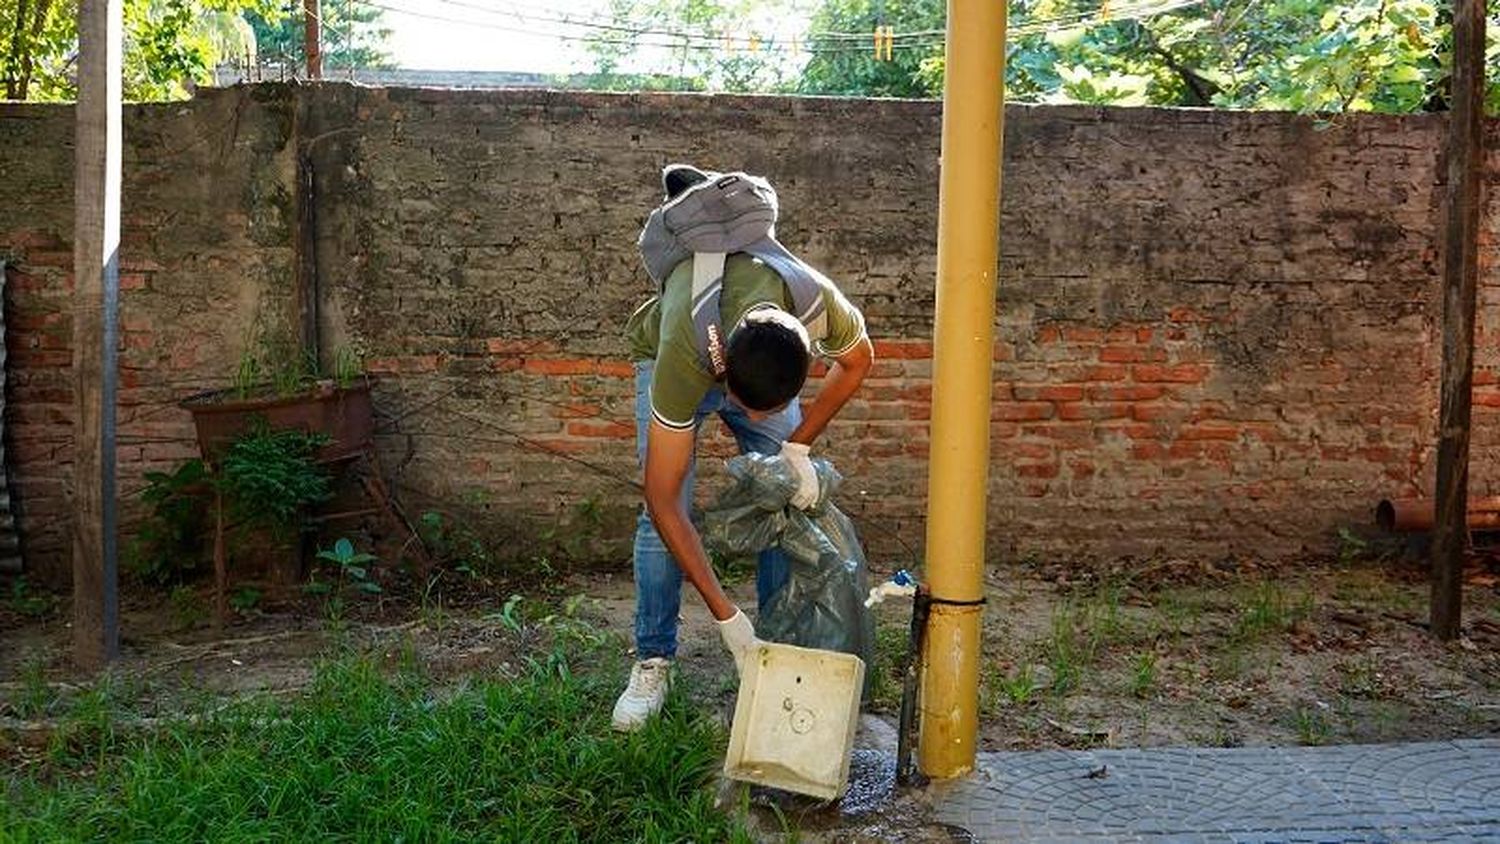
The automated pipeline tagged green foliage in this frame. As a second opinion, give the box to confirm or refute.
[168,584,207,630]
[1230,580,1312,644]
[314,537,382,595]
[863,617,910,711]
[1337,526,1370,567]
[1291,704,1333,745]
[228,585,262,613]
[232,347,262,401]
[127,458,210,585]
[800,0,944,97]
[234,320,317,400]
[539,495,607,561]
[418,510,495,577]
[587,0,1500,116]
[583,0,813,92]
[6,575,57,618]
[982,662,1039,715]
[492,592,525,633]
[1047,600,1097,694]
[1,0,281,101]
[332,346,362,390]
[217,425,331,538]
[1130,650,1157,699]
[246,0,391,73]
[14,657,54,718]
[0,653,753,841]
[710,549,756,586]
[1044,586,1124,694]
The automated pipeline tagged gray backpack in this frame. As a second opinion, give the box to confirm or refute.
[637,168,830,377]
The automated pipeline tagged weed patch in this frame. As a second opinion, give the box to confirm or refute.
[1230,581,1312,645]
[2,649,751,841]
[1129,651,1157,699]
[865,618,910,712]
[1291,705,1333,746]
[982,663,1039,715]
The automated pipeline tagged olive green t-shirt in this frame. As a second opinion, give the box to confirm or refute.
[625,253,867,430]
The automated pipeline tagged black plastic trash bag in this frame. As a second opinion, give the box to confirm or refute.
[700,452,876,671]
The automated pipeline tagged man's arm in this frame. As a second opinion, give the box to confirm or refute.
[788,336,875,446]
[643,420,737,621]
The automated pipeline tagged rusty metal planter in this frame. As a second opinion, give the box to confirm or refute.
[180,379,373,467]
[178,378,378,621]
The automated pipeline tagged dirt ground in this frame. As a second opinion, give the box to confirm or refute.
[3,550,1499,842]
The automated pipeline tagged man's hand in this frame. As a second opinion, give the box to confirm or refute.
[780,441,819,509]
[716,608,761,674]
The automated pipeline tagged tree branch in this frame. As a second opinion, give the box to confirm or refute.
[1338,0,1390,113]
[1138,21,1221,106]
[5,0,31,100]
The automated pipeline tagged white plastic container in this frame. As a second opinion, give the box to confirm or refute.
[723,641,866,800]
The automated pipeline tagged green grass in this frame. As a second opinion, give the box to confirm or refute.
[6,576,56,618]
[1045,592,1119,695]
[2,649,752,842]
[1156,588,1206,644]
[1129,651,1157,699]
[981,663,1039,716]
[1291,705,1333,746]
[13,657,54,719]
[865,619,911,712]
[1235,582,1312,640]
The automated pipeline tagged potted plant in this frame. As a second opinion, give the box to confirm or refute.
[180,328,372,467]
[129,421,336,608]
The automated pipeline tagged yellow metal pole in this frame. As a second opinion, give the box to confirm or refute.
[918,0,1007,778]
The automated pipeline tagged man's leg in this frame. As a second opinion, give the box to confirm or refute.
[719,399,803,610]
[629,361,696,661]
[617,361,700,731]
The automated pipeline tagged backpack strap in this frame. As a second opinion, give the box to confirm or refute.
[690,241,830,379]
[745,237,829,340]
[690,252,730,377]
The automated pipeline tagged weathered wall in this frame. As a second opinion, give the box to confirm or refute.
[0,87,297,581]
[2,83,1493,582]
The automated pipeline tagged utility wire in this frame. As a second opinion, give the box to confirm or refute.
[421,0,1202,45]
[426,0,1189,41]
[362,0,1205,54]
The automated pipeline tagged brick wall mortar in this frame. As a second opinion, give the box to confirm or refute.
[0,84,1491,580]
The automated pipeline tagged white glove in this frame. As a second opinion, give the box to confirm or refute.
[781,441,819,510]
[716,609,760,675]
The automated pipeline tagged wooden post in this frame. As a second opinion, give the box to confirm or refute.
[72,0,122,668]
[303,0,322,80]
[1431,0,1486,641]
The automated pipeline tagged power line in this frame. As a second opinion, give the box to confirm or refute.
[361,0,1206,56]
[415,0,1203,45]
[437,0,934,42]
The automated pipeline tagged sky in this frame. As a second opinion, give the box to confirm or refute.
[377,0,610,73]
[372,0,815,75]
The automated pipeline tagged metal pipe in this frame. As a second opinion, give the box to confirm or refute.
[1376,497,1500,532]
[918,0,1007,779]
[896,585,932,787]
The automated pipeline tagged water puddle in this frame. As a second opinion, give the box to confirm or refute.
[741,750,976,842]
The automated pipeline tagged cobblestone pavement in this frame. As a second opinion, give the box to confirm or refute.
[929,739,1500,842]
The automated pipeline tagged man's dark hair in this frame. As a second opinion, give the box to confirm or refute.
[725,317,811,411]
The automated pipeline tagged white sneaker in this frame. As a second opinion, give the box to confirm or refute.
[611,657,672,732]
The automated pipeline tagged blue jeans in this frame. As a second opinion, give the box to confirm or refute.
[632,360,799,660]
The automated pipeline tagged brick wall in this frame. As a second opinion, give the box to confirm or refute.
[1,84,1492,582]
[0,87,296,582]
